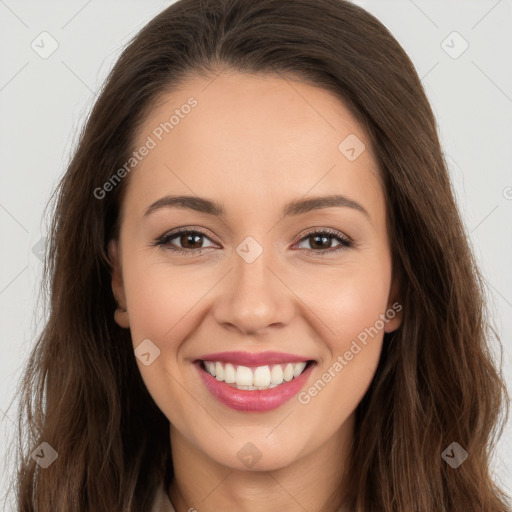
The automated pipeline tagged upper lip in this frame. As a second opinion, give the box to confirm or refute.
[196,351,314,366]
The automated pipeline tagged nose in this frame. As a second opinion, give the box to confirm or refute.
[212,243,295,336]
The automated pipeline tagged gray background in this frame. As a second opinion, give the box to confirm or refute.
[1,0,511,508]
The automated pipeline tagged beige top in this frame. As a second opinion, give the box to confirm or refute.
[151,483,176,512]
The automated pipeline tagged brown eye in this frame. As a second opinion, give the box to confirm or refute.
[306,234,336,250]
[296,229,353,254]
[155,229,216,255]
[178,232,205,249]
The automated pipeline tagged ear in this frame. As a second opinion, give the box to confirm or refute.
[108,239,130,329]
[384,273,403,333]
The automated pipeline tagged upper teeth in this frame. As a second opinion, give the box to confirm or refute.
[203,361,308,389]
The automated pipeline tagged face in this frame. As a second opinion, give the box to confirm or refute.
[109,70,402,472]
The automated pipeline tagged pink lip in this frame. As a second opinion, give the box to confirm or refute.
[195,360,316,412]
[196,351,312,366]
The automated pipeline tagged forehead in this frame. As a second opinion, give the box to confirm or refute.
[124,71,383,223]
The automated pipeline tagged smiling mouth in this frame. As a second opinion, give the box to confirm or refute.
[197,359,315,391]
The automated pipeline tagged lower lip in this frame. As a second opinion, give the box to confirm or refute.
[196,361,316,412]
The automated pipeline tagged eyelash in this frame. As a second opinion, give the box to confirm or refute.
[153,227,353,256]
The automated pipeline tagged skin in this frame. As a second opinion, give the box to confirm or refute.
[109,69,402,512]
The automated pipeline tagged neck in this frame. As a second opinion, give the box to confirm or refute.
[168,414,354,512]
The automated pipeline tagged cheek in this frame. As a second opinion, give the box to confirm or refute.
[303,257,392,346]
[119,256,202,418]
[295,265,390,426]
[121,255,215,342]
[298,255,391,409]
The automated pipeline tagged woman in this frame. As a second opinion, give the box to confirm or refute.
[9,0,510,511]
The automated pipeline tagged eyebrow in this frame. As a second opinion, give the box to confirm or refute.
[143,194,369,219]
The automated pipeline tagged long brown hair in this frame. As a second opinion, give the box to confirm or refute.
[6,0,510,510]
